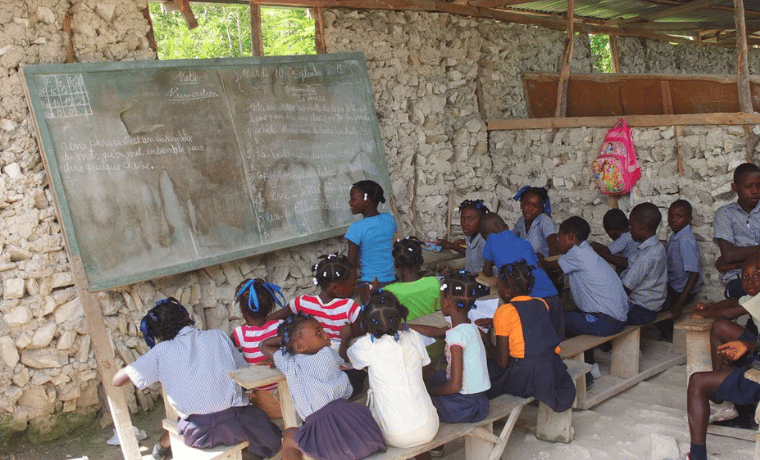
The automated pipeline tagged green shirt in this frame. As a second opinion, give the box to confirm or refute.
[383,276,441,321]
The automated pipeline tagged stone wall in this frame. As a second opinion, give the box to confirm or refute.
[0,2,755,440]
[616,36,760,74]
[323,9,593,241]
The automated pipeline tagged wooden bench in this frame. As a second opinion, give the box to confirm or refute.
[559,311,685,410]
[232,360,589,460]
[162,418,250,460]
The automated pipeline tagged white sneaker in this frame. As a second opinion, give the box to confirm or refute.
[709,401,738,422]
[590,363,602,379]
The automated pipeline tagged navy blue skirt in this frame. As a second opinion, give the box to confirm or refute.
[177,405,281,458]
[295,399,386,460]
[427,371,489,424]
[713,364,760,406]
[487,354,576,413]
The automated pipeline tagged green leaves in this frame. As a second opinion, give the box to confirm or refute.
[149,3,316,59]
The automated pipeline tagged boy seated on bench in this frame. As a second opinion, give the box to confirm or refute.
[685,335,760,460]
[621,203,668,325]
[691,254,760,422]
[543,216,628,381]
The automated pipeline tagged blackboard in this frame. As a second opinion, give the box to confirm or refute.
[23,53,391,291]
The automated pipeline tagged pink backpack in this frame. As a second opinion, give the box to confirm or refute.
[591,118,641,195]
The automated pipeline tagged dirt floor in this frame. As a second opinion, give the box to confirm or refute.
[0,402,166,460]
[1,358,756,459]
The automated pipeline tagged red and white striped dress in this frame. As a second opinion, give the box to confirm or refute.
[232,320,282,391]
[288,295,361,344]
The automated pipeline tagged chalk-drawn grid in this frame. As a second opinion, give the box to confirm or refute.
[36,74,93,119]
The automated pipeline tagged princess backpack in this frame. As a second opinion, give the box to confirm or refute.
[591,118,641,195]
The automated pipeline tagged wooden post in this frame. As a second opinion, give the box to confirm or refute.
[70,257,142,460]
[446,191,454,242]
[554,0,574,118]
[313,7,326,54]
[734,0,758,161]
[735,0,753,114]
[177,0,198,30]
[661,81,674,115]
[609,35,621,73]
[250,2,264,57]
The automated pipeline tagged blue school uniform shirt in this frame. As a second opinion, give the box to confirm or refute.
[124,326,248,419]
[558,240,629,322]
[513,213,557,258]
[465,233,486,273]
[345,213,397,283]
[713,201,760,283]
[607,231,640,258]
[621,235,668,312]
[482,229,558,299]
[667,224,703,294]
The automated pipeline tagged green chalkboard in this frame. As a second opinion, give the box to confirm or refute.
[23,53,390,291]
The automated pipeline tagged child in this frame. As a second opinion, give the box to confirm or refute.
[714,162,760,299]
[550,216,629,337]
[261,313,386,460]
[267,254,364,394]
[591,208,640,271]
[512,186,559,258]
[346,180,397,287]
[666,199,703,320]
[410,272,490,424]
[347,291,439,451]
[486,260,576,412]
[437,199,491,273]
[692,255,760,373]
[480,212,560,304]
[684,336,760,460]
[383,237,440,321]
[113,298,281,459]
[231,278,286,420]
[621,203,668,325]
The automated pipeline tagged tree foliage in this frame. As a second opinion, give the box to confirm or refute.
[148,3,315,59]
[590,34,613,73]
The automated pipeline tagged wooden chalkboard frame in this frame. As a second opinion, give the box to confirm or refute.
[23,52,391,291]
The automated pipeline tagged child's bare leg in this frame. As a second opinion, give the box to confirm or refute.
[687,370,732,445]
[710,319,745,371]
[281,427,303,460]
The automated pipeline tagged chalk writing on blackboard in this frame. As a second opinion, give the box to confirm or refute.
[23,53,391,291]
[36,74,93,119]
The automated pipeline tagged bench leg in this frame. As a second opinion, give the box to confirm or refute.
[611,328,640,379]
[536,402,573,443]
[465,422,495,460]
[468,404,526,460]
[684,328,712,385]
[571,353,586,409]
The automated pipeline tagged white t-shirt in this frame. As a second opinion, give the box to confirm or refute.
[740,293,760,323]
[347,330,439,448]
[445,323,491,395]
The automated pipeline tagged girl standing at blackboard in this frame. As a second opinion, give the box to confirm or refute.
[346,180,397,289]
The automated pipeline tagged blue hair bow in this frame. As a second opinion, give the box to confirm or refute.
[237,280,286,313]
[513,186,552,215]
[139,311,159,348]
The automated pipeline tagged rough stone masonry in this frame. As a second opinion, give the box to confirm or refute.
[1,0,759,440]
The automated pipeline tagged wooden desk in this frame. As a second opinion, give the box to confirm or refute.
[229,365,298,429]
[421,248,464,267]
[674,317,713,384]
